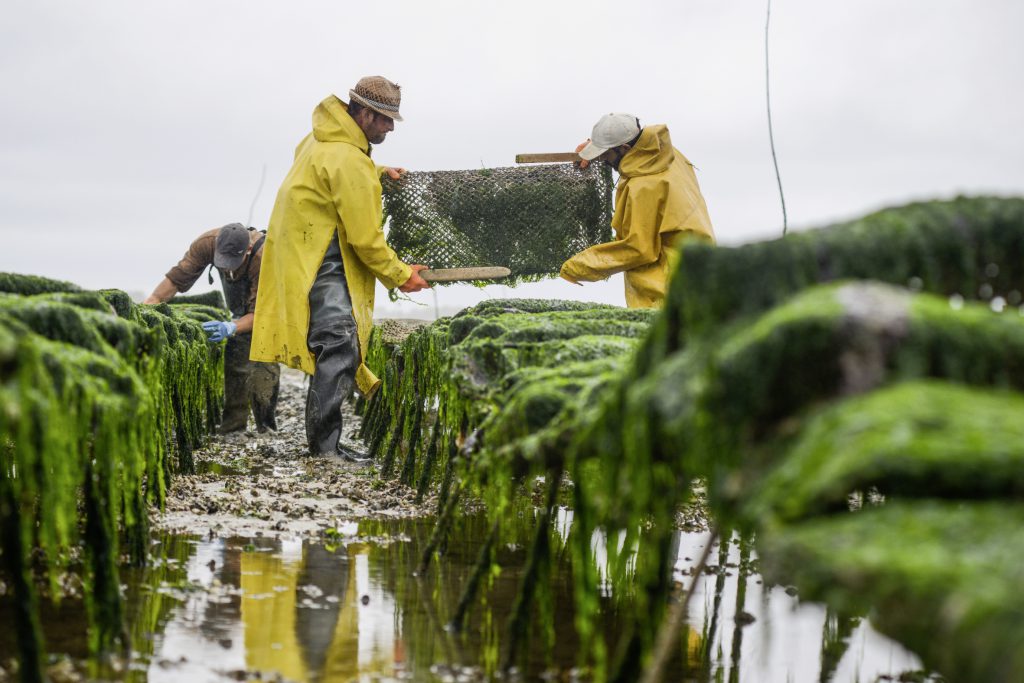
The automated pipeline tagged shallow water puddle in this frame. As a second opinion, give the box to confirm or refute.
[0,515,932,682]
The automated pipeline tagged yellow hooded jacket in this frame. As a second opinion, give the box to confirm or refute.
[559,124,715,308]
[250,95,412,395]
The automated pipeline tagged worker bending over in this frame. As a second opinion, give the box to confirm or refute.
[145,223,280,433]
[561,113,715,308]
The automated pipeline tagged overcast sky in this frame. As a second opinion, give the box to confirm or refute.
[2,1,1022,315]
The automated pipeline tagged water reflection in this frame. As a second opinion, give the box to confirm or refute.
[115,516,930,682]
[673,532,928,682]
[0,513,932,681]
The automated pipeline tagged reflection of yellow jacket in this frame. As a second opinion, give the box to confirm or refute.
[560,124,715,308]
[241,552,306,681]
[251,95,412,395]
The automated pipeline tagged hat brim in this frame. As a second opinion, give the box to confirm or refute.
[213,252,247,271]
[577,140,608,162]
[348,90,403,122]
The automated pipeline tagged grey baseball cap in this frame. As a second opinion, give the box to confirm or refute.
[578,113,642,161]
[213,223,251,270]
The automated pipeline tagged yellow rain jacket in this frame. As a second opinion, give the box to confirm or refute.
[560,124,715,308]
[251,95,412,395]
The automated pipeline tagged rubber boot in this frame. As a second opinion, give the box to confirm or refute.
[251,361,281,432]
[220,334,253,433]
[305,239,361,457]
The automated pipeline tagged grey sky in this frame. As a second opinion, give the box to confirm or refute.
[2,1,1022,313]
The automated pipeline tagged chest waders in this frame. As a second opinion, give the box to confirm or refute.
[304,237,361,458]
[217,233,281,433]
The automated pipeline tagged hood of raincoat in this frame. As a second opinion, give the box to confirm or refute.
[619,124,673,178]
[313,96,370,150]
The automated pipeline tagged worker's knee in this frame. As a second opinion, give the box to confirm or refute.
[307,315,358,358]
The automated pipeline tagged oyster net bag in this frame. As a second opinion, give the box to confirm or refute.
[382,163,615,285]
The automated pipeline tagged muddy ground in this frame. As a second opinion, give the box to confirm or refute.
[155,360,710,540]
[155,367,437,540]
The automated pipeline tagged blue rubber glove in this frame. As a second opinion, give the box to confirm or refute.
[202,320,237,343]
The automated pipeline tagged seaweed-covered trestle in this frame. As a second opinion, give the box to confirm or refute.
[363,196,1024,683]
[572,196,1024,682]
[0,273,225,682]
[360,298,653,670]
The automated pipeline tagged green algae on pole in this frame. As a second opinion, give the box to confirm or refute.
[361,299,652,674]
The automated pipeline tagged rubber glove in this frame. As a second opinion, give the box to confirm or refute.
[202,320,236,343]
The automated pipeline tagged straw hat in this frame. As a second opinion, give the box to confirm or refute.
[348,76,403,122]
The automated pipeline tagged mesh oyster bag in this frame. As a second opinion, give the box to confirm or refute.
[382,163,615,284]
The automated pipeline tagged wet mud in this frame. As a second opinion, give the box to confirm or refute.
[157,368,436,540]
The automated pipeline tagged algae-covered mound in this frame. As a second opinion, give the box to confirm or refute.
[360,299,652,671]
[565,196,1024,682]
[361,299,651,494]
[0,275,225,681]
[0,271,83,295]
[361,196,1024,682]
[759,502,1024,683]
[168,289,227,310]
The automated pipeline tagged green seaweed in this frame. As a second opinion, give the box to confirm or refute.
[363,196,1024,681]
[383,163,615,287]
[0,272,82,295]
[0,277,224,681]
[759,502,1024,683]
[747,381,1024,525]
[167,289,227,310]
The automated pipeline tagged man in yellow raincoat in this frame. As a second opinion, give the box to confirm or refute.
[251,76,429,461]
[560,113,715,308]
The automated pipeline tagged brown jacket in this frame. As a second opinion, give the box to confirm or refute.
[165,227,265,314]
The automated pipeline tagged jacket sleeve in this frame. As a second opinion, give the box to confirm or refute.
[165,231,216,292]
[560,184,662,282]
[327,153,412,290]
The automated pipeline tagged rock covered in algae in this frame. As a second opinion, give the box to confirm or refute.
[556,197,1024,681]
[575,281,1024,519]
[360,197,1024,683]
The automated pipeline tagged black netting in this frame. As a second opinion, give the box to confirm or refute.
[382,163,615,284]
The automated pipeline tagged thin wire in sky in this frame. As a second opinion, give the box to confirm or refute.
[766,0,789,236]
[247,164,267,229]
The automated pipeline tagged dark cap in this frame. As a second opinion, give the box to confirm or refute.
[213,223,251,271]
